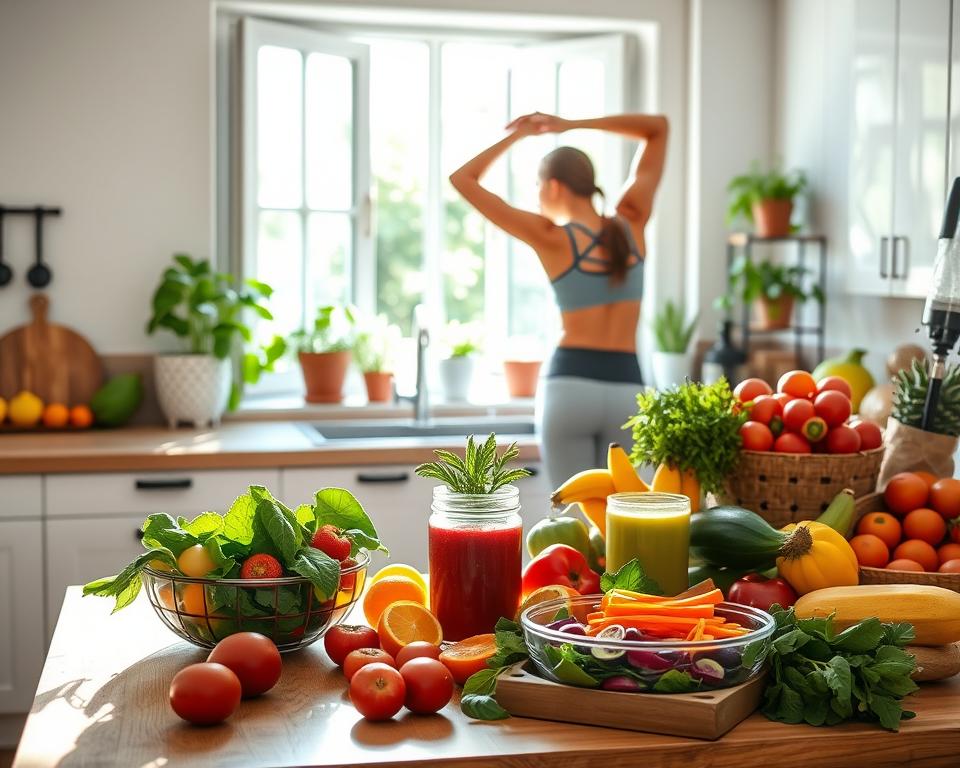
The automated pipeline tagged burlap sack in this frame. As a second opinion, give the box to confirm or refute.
[877,417,959,490]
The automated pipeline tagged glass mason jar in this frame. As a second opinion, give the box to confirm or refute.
[428,484,523,641]
[605,492,691,597]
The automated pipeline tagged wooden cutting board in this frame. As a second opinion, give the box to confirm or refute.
[496,662,765,740]
[0,294,104,405]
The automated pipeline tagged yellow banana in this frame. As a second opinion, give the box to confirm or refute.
[577,499,607,537]
[607,443,649,493]
[551,469,616,505]
[651,463,683,494]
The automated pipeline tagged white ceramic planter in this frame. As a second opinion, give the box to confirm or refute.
[154,354,230,429]
[652,351,693,390]
[439,356,474,402]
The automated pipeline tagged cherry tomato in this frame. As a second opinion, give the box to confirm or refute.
[800,416,829,443]
[349,662,406,721]
[324,625,380,666]
[739,421,774,451]
[772,393,795,410]
[826,424,861,454]
[749,395,783,426]
[774,432,812,453]
[395,641,442,668]
[850,419,883,451]
[734,378,773,403]
[727,574,797,612]
[778,370,818,400]
[813,390,852,428]
[343,648,396,680]
[207,632,282,698]
[782,398,816,432]
[399,657,455,714]
[816,375,853,400]
[169,662,242,725]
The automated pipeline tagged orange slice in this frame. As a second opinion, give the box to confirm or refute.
[363,576,426,627]
[438,634,497,684]
[517,584,579,621]
[377,600,443,657]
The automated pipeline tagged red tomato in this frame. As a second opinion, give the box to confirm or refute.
[349,662,406,721]
[169,662,242,725]
[343,648,396,681]
[772,393,795,410]
[395,641,441,668]
[734,378,773,403]
[826,425,861,454]
[778,370,818,400]
[813,390,852,428]
[749,395,783,425]
[782,398,816,432]
[800,416,829,443]
[521,544,601,597]
[816,375,853,400]
[207,632,282,698]
[930,478,960,519]
[727,574,797,611]
[740,421,774,451]
[887,558,925,572]
[324,625,380,666]
[399,657,455,714]
[850,420,883,451]
[774,432,812,453]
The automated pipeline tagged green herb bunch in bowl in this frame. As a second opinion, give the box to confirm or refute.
[83,484,387,651]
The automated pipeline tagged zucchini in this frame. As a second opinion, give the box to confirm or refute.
[687,564,750,595]
[689,506,787,570]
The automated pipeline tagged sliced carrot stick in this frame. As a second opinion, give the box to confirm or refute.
[602,604,715,619]
[657,589,724,607]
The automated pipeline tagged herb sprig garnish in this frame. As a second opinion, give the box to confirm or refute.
[415,433,530,494]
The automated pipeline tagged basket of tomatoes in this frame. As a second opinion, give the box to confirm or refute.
[850,472,960,592]
[718,371,884,528]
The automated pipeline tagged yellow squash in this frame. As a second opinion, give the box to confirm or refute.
[775,520,858,595]
[794,584,960,647]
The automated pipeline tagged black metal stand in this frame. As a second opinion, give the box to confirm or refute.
[724,233,828,369]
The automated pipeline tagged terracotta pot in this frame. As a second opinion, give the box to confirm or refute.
[752,294,794,330]
[751,198,793,238]
[363,371,393,403]
[503,360,542,398]
[298,350,351,403]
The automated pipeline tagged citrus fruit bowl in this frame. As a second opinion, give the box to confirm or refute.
[141,550,369,652]
[520,595,775,693]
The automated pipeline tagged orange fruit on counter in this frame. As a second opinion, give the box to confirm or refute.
[902,508,947,546]
[377,600,443,658]
[892,539,939,572]
[883,473,930,515]
[438,634,497,684]
[855,512,902,549]
[849,534,889,568]
[886,558,924,572]
[929,478,960,520]
[939,559,960,574]
[363,576,426,627]
[938,542,960,565]
[69,404,94,428]
[42,403,70,428]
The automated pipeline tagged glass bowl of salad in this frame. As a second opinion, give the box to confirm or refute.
[520,593,776,693]
[141,550,369,652]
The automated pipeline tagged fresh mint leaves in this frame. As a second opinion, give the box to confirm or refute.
[746,606,918,731]
[600,557,662,596]
[461,617,529,720]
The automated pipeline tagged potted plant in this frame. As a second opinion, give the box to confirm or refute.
[717,257,824,331]
[727,162,807,237]
[439,321,480,402]
[651,300,698,389]
[290,305,356,404]
[354,313,402,403]
[147,254,285,428]
[502,335,544,399]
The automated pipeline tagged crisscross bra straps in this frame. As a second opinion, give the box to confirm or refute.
[550,217,644,312]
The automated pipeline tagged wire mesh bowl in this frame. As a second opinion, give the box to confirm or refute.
[141,550,369,652]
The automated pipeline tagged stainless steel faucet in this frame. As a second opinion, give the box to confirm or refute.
[397,304,430,425]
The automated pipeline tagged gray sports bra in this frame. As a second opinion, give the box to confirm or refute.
[550,217,644,312]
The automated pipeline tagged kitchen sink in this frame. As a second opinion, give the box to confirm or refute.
[301,417,536,443]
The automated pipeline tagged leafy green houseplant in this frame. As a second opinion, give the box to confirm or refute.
[727,162,807,237]
[440,321,482,401]
[290,305,356,404]
[717,257,824,331]
[147,254,285,427]
[650,301,698,389]
[354,313,402,403]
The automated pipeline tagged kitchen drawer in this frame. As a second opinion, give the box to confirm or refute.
[0,476,42,520]
[44,469,280,518]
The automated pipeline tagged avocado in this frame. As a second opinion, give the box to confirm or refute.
[90,373,143,427]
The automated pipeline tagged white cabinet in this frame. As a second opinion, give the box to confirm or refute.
[0,477,44,714]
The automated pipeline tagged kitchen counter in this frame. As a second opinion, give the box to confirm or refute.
[14,589,960,768]
[0,422,540,475]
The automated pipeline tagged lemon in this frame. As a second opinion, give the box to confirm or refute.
[9,391,44,427]
[370,563,428,594]
[0,396,6,424]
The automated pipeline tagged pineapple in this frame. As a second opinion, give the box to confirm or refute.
[891,358,960,436]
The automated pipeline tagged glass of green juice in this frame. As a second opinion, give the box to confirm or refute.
[605,492,691,596]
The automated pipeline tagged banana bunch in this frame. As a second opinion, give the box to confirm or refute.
[550,443,649,536]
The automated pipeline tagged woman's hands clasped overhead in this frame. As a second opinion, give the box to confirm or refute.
[505,112,573,136]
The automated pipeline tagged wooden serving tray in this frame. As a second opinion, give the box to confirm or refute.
[497,662,765,740]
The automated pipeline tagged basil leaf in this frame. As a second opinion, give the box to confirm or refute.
[460,694,510,721]
[313,488,385,551]
[289,548,340,601]
[462,667,501,697]
[652,669,699,693]
[600,557,661,596]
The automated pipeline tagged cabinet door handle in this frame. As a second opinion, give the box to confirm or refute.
[879,237,889,278]
[134,478,193,491]
[356,471,410,483]
[895,236,909,278]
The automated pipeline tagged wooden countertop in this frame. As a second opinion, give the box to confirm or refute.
[0,422,540,475]
[14,588,960,768]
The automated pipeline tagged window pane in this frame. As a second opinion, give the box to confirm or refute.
[305,53,353,210]
[558,56,607,201]
[306,212,351,309]
[257,46,303,209]
[256,210,303,338]
[369,39,428,334]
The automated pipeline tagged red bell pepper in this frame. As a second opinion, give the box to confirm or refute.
[521,543,601,597]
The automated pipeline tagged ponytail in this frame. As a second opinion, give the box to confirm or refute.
[594,187,630,285]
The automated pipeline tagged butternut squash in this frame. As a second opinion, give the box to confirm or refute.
[909,643,960,682]
[793,584,960,647]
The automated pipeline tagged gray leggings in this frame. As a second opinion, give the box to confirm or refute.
[536,376,643,491]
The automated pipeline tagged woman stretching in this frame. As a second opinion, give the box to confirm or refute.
[449,112,668,488]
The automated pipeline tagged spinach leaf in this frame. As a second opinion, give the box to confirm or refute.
[652,669,700,693]
[289,547,340,601]
[140,514,197,556]
[600,557,661,596]
[82,548,177,612]
[314,488,387,553]
[255,497,300,566]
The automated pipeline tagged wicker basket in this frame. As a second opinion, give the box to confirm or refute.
[854,492,960,593]
[717,447,884,528]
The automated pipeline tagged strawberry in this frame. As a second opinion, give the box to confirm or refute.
[311,524,351,561]
[339,556,358,592]
[240,553,283,579]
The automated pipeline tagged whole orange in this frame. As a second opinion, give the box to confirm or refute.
[69,404,94,428]
[886,558,924,572]
[892,539,939,572]
[939,559,960,574]
[937,542,960,565]
[912,471,939,489]
[856,512,902,549]
[849,534,889,568]
[42,403,70,428]
[883,473,930,515]
[929,478,960,520]
[902,508,947,546]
